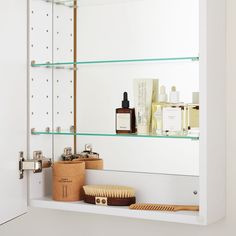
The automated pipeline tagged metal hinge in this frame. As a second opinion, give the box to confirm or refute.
[19,151,52,179]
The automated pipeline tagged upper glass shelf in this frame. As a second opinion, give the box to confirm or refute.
[42,0,160,8]
[31,56,199,68]
[42,0,75,8]
[31,130,199,140]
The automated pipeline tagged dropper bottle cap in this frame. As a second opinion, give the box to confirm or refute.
[122,92,130,108]
[159,85,168,102]
[169,86,180,103]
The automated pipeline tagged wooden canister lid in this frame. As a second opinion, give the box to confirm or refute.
[73,158,103,170]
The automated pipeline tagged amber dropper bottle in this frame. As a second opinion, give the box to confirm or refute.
[116,92,136,134]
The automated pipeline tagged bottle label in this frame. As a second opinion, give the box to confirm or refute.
[162,107,182,132]
[116,113,131,130]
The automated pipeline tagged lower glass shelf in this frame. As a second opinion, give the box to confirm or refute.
[41,0,75,7]
[31,130,199,140]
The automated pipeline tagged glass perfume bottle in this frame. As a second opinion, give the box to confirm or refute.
[188,92,199,135]
[151,85,168,135]
[116,92,136,134]
[162,86,188,136]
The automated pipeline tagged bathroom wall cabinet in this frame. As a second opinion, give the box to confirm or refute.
[0,0,225,226]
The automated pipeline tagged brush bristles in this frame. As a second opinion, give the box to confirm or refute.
[83,185,135,198]
[129,204,175,211]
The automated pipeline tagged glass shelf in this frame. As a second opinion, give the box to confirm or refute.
[42,0,75,8]
[42,0,166,8]
[31,56,199,68]
[31,130,199,140]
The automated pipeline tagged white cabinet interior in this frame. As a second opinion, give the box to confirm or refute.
[28,0,226,225]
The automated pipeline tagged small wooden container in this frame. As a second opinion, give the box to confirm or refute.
[52,161,85,201]
[73,158,103,170]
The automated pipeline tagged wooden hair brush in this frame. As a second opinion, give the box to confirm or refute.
[129,203,199,212]
[83,185,136,206]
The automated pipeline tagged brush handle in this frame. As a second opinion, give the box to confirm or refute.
[174,205,199,212]
[84,194,136,206]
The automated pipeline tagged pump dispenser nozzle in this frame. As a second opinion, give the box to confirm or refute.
[122,92,130,108]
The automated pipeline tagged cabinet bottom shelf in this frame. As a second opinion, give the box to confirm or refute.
[29,196,203,225]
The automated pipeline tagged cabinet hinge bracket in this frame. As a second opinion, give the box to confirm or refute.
[19,151,52,179]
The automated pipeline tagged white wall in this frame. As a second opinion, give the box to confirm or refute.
[0,0,235,235]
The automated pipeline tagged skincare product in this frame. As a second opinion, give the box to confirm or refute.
[162,86,188,136]
[169,85,180,104]
[188,92,199,134]
[151,85,168,135]
[152,79,159,103]
[134,79,157,134]
[116,92,136,134]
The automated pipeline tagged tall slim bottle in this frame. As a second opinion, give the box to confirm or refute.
[188,92,199,135]
[151,85,168,135]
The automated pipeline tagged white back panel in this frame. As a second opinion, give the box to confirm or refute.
[86,170,199,205]
[76,0,199,175]
[0,0,27,224]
